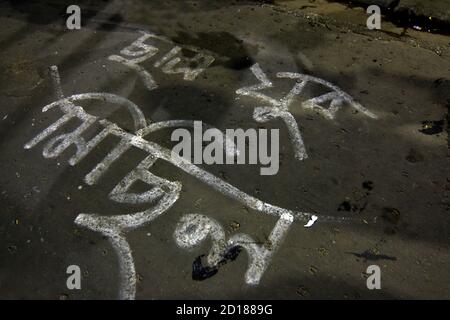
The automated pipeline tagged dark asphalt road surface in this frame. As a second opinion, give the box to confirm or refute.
[0,0,449,299]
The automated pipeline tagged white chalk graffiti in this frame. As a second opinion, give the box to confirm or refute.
[24,65,348,299]
[23,30,375,300]
[174,213,293,285]
[108,31,215,90]
[236,63,378,161]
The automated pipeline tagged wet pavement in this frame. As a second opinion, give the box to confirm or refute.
[0,0,449,299]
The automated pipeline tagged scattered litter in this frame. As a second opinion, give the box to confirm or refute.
[304,215,318,228]
[348,250,397,262]
[2,114,8,120]
[78,185,83,190]
[229,220,240,231]
[419,120,444,135]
